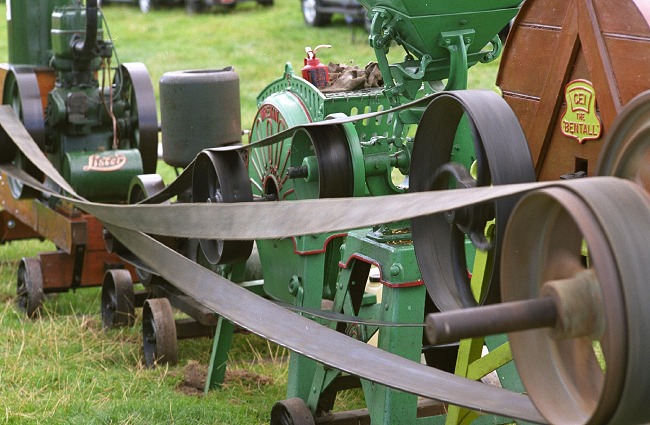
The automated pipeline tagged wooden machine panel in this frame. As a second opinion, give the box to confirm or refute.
[497,0,650,181]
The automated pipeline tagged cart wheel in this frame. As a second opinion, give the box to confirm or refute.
[142,298,177,368]
[16,258,44,318]
[101,269,135,330]
[270,398,315,425]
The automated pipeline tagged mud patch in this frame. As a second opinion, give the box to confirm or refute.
[177,360,208,396]
[176,361,274,396]
[223,369,274,390]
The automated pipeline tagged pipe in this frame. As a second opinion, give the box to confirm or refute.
[71,0,98,59]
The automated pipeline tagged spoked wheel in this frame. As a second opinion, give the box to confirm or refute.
[16,258,44,318]
[113,63,158,174]
[410,90,535,311]
[502,181,650,425]
[597,89,650,195]
[142,298,177,368]
[101,269,135,330]
[248,96,311,202]
[128,174,168,286]
[1,67,45,199]
[192,150,253,265]
[270,398,315,425]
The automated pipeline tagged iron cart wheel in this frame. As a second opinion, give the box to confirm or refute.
[301,0,331,26]
[1,67,46,199]
[191,150,253,265]
[101,269,135,329]
[410,90,535,311]
[16,258,44,318]
[113,63,158,175]
[270,398,315,425]
[142,298,178,367]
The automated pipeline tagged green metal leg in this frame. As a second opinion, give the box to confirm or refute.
[361,284,428,425]
[205,316,235,393]
[446,222,525,424]
[287,253,328,401]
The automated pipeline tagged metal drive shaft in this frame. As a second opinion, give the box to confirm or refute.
[426,297,558,345]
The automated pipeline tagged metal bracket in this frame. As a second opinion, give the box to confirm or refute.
[438,30,476,91]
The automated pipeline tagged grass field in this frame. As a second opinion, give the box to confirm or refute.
[0,1,503,423]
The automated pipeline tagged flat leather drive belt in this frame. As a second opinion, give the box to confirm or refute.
[4,100,644,423]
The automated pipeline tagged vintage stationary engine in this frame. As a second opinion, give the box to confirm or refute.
[0,0,156,315]
[1,0,157,202]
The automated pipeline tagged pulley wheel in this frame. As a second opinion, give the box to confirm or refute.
[502,181,650,425]
[192,150,253,265]
[142,298,177,368]
[1,67,45,199]
[15,257,44,318]
[597,89,650,195]
[101,269,135,330]
[289,124,355,199]
[270,397,315,425]
[128,174,168,286]
[113,63,158,174]
[410,90,535,311]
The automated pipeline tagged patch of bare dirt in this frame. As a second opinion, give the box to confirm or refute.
[176,360,207,396]
[175,360,275,396]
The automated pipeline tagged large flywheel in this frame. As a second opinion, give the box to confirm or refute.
[113,63,158,174]
[410,90,535,311]
[0,67,46,199]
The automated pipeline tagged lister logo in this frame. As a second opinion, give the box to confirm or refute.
[561,79,602,144]
[83,153,127,172]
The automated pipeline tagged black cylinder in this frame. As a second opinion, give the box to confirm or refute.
[160,67,241,168]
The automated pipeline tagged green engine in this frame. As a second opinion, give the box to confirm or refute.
[2,0,157,202]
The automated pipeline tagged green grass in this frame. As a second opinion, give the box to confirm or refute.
[0,0,501,423]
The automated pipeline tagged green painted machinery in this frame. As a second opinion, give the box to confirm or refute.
[217,0,534,423]
[1,0,157,203]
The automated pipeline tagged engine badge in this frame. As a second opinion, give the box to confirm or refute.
[561,79,602,144]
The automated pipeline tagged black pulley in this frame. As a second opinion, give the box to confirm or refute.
[287,124,355,199]
[410,90,535,311]
[192,150,253,265]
